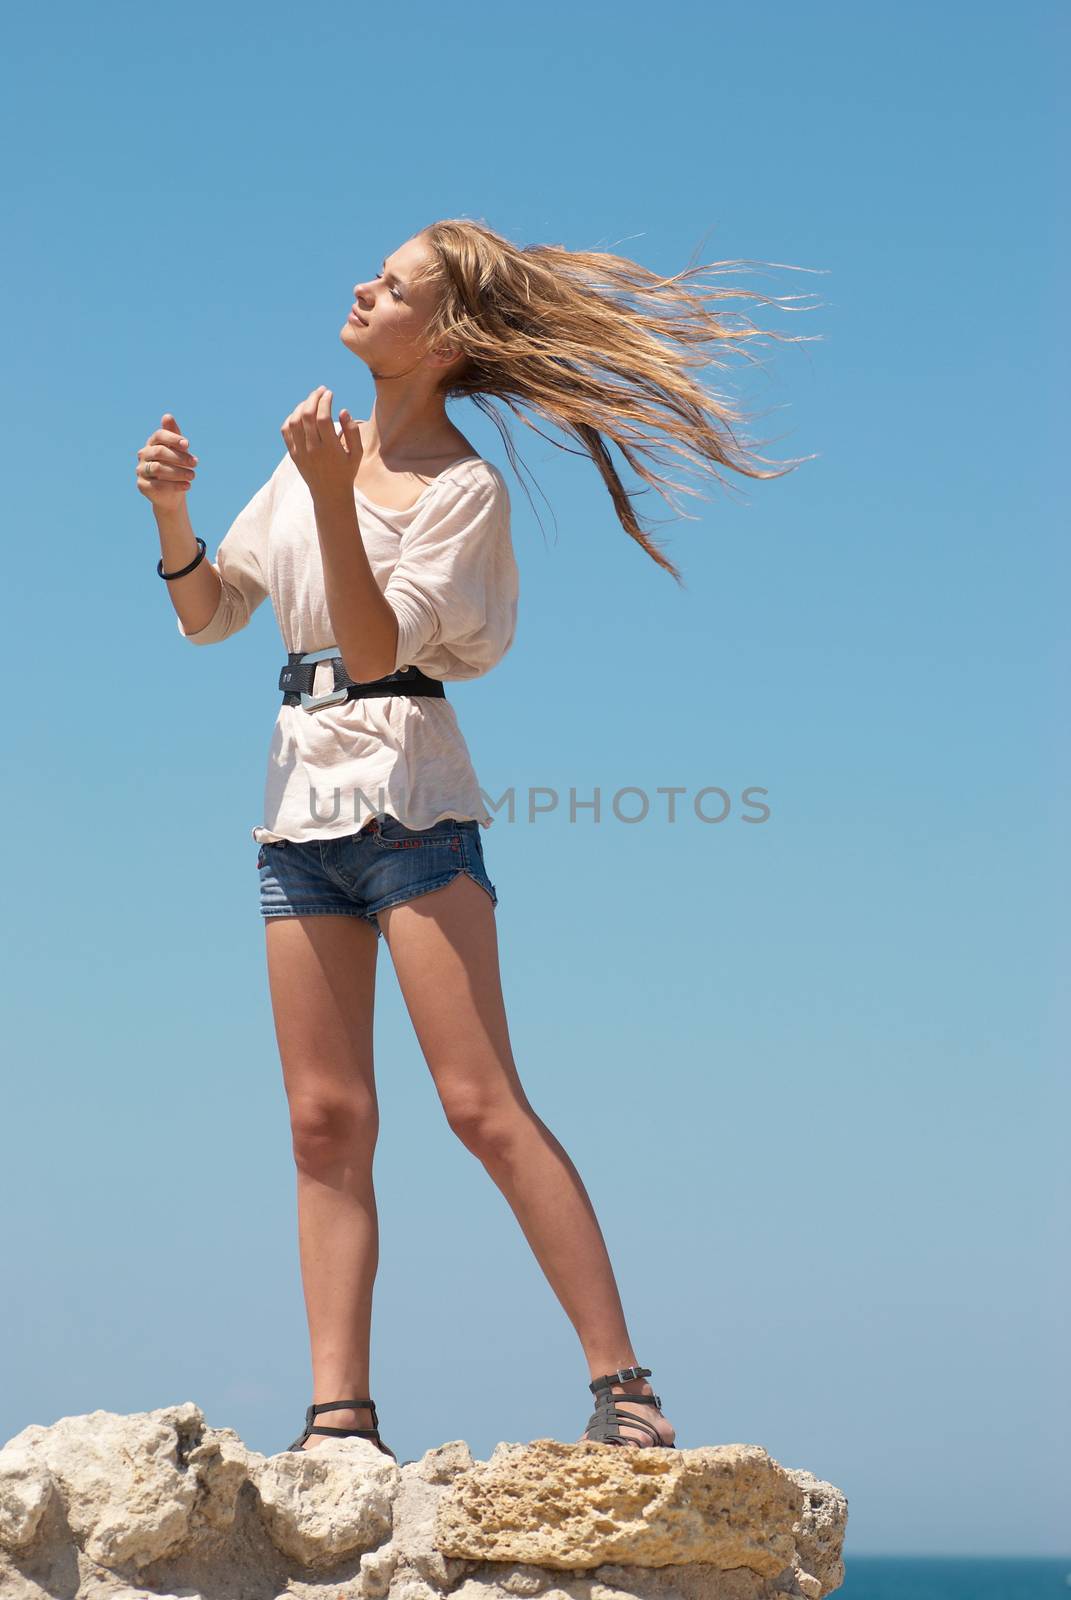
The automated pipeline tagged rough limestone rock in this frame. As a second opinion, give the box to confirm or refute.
[437,1439,808,1572]
[0,1403,847,1600]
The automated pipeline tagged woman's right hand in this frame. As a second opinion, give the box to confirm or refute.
[136,413,199,509]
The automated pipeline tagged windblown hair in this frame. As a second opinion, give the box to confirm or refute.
[407,217,824,586]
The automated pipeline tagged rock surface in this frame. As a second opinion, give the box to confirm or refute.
[0,1402,847,1599]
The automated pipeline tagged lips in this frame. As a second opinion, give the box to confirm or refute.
[349,309,367,325]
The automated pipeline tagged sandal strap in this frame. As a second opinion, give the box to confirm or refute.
[584,1385,666,1446]
[287,1398,391,1455]
[583,1416,664,1446]
[589,1366,652,1394]
[310,1398,375,1414]
[589,1410,665,1446]
[310,1424,381,1438]
[593,1387,663,1412]
[298,1399,380,1439]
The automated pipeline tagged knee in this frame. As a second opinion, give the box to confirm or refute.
[441,1094,523,1160]
[289,1093,379,1175]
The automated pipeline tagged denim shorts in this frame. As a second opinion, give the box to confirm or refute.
[256,815,498,937]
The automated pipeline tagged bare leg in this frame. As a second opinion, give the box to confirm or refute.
[264,914,394,1454]
[379,874,676,1447]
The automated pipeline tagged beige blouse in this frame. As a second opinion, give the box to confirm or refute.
[177,447,520,844]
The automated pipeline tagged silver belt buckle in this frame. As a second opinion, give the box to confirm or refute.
[301,685,349,710]
[296,645,350,712]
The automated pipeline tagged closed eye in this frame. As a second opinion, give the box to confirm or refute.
[375,272,403,302]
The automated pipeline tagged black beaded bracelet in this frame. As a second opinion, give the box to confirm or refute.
[158,536,207,581]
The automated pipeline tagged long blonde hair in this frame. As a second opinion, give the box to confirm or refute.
[409,218,824,586]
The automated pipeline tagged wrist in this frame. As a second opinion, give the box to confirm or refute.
[312,486,357,520]
[153,500,193,534]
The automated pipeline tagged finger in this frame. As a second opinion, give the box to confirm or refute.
[141,444,198,468]
[339,408,361,455]
[300,394,323,450]
[155,434,194,457]
[140,479,192,496]
[302,385,328,415]
[140,459,195,482]
[316,387,334,443]
[158,413,192,452]
[146,421,195,463]
[139,445,198,471]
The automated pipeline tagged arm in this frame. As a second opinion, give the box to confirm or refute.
[171,456,284,645]
[383,470,519,680]
[312,474,518,684]
[155,497,225,637]
[312,490,400,682]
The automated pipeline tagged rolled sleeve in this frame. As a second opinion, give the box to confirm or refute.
[177,453,286,645]
[383,469,519,680]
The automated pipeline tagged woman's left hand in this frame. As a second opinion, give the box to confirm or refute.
[281,386,363,504]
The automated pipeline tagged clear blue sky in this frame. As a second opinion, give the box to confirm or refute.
[1,0,1065,1561]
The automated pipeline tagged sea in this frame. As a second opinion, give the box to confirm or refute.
[839,1557,1071,1598]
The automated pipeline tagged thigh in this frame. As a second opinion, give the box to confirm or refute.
[378,864,528,1124]
[264,915,381,1122]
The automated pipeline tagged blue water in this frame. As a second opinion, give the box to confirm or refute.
[841,1557,1071,1598]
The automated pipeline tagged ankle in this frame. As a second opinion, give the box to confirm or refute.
[589,1359,642,1379]
[612,1379,655,1397]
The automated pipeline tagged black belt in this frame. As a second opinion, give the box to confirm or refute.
[279,647,447,710]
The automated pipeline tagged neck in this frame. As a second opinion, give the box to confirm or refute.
[362,379,452,462]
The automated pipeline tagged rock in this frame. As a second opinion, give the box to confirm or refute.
[0,1402,206,1571]
[435,1438,846,1596]
[0,1406,847,1599]
[0,1443,55,1552]
[250,1437,398,1568]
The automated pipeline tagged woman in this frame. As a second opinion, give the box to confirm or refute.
[137,218,816,1463]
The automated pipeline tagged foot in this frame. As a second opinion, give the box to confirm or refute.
[294,1404,397,1460]
[578,1376,677,1449]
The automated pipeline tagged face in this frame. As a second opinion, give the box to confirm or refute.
[342,235,458,380]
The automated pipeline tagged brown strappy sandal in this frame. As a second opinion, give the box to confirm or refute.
[286,1397,397,1461]
[582,1365,677,1448]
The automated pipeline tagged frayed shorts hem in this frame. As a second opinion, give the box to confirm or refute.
[366,869,498,921]
[261,906,371,919]
[260,871,497,928]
